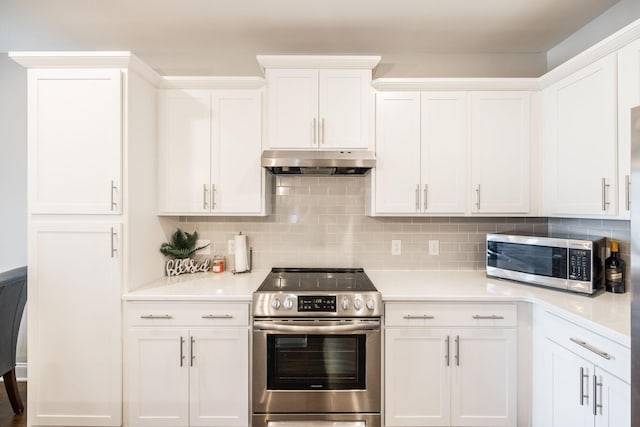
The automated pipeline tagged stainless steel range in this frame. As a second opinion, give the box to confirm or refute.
[252,268,382,427]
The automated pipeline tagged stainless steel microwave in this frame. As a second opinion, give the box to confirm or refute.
[486,232,606,294]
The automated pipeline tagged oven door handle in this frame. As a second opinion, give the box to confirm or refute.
[253,321,381,333]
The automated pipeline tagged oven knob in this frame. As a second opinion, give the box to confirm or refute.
[342,298,350,311]
[283,297,294,310]
[271,298,281,310]
[366,299,376,311]
[354,298,363,311]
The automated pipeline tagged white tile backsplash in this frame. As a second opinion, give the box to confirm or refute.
[180,176,549,271]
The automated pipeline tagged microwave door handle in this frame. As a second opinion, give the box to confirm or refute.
[253,321,380,333]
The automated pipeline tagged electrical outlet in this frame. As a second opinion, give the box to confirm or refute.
[429,240,439,256]
[228,239,235,255]
[195,240,211,255]
[391,240,401,256]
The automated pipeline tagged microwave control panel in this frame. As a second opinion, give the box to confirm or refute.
[568,249,591,281]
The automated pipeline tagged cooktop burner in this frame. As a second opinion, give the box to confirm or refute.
[256,267,377,292]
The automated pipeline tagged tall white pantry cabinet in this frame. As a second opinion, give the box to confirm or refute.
[10,52,167,427]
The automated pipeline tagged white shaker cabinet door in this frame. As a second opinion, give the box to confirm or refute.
[543,339,593,427]
[266,69,319,149]
[28,69,122,214]
[319,69,371,149]
[127,328,190,427]
[385,328,451,427]
[594,368,631,427]
[421,92,467,214]
[28,222,122,426]
[189,328,249,427]
[211,90,263,214]
[617,38,640,219]
[374,92,421,214]
[451,328,517,427]
[544,54,617,217]
[470,91,531,214]
[158,90,212,214]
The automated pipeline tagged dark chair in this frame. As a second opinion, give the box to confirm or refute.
[0,266,27,414]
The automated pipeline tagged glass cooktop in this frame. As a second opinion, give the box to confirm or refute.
[256,268,377,293]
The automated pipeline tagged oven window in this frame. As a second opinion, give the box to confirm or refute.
[267,334,366,390]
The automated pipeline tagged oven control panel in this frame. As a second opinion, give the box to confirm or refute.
[253,292,383,317]
[298,295,336,312]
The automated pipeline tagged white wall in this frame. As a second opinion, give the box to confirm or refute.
[0,53,28,373]
[547,0,640,69]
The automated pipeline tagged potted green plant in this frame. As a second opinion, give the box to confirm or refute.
[160,229,210,276]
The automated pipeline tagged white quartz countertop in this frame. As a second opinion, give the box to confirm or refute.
[124,269,630,346]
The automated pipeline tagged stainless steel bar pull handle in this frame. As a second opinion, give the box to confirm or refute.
[601,178,610,211]
[110,180,118,211]
[190,336,195,367]
[179,336,185,367]
[454,335,460,366]
[580,367,589,405]
[415,185,420,211]
[110,227,117,258]
[472,315,505,320]
[475,185,481,210]
[203,184,208,210]
[313,118,317,145]
[593,375,603,416]
[423,184,428,211]
[211,184,216,209]
[403,315,435,320]
[570,337,613,360]
[445,336,450,367]
[202,314,233,319]
[626,175,631,211]
[140,314,173,319]
[320,118,325,144]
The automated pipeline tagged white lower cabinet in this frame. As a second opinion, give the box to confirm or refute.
[538,310,630,427]
[28,221,122,427]
[126,302,249,427]
[384,303,517,427]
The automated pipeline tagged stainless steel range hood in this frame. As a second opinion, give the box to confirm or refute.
[261,150,375,176]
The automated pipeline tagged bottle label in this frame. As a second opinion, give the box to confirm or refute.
[606,271,623,281]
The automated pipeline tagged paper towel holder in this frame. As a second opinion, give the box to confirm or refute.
[232,247,252,275]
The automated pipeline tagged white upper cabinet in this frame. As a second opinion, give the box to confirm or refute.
[158,89,268,216]
[421,92,467,214]
[470,91,531,214]
[542,54,618,217]
[28,68,122,214]
[260,55,379,150]
[374,92,422,214]
[617,38,640,219]
[266,68,371,149]
[373,91,466,215]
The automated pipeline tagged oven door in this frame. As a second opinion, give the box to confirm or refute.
[252,318,381,414]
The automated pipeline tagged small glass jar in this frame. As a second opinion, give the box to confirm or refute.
[211,256,225,273]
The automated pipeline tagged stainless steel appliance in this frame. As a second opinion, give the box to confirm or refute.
[261,150,375,176]
[252,268,382,427]
[486,232,606,294]
[630,106,640,424]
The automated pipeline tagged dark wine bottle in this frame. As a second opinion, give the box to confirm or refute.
[605,241,625,293]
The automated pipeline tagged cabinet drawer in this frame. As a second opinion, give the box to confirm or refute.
[543,311,630,381]
[127,302,249,327]
[385,302,517,327]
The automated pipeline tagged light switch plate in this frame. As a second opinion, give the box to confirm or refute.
[228,239,235,255]
[429,240,439,256]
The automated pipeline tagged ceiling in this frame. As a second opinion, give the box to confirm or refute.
[0,0,622,77]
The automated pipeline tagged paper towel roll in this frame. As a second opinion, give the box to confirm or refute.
[234,234,248,272]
